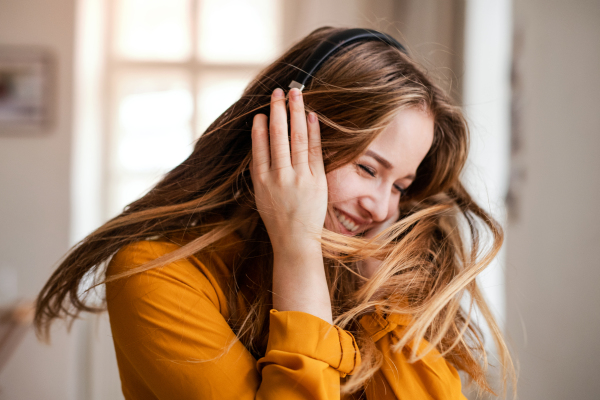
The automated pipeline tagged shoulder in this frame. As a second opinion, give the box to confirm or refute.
[108,240,180,272]
[106,239,230,316]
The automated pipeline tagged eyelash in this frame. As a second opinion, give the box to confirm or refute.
[356,163,407,197]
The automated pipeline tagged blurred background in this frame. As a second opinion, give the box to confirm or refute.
[0,0,598,399]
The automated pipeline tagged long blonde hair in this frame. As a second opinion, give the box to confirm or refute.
[35,26,514,396]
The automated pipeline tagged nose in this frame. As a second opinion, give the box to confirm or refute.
[358,186,392,222]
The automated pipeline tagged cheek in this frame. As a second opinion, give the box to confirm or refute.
[326,166,362,204]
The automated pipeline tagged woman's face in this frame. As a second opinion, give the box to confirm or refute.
[325,107,435,236]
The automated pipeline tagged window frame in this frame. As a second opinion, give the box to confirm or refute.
[103,0,282,218]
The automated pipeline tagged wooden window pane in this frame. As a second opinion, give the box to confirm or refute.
[196,70,255,135]
[109,70,194,216]
[115,0,192,61]
[197,0,282,64]
[114,70,194,173]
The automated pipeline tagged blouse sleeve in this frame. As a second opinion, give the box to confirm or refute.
[359,311,467,400]
[106,241,360,400]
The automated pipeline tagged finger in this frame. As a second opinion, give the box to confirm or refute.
[288,88,309,170]
[251,114,270,175]
[269,88,291,169]
[307,112,324,175]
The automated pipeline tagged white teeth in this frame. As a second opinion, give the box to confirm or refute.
[334,209,359,232]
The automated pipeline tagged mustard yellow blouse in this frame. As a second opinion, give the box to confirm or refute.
[106,237,466,399]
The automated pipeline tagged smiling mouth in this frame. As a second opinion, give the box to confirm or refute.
[333,208,360,233]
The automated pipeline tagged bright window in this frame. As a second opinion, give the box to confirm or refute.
[106,0,282,217]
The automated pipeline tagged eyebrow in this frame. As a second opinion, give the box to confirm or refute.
[365,150,416,181]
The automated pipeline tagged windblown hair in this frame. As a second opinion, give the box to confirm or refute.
[35,27,515,396]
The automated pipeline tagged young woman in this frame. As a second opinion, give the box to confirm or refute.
[35,27,515,399]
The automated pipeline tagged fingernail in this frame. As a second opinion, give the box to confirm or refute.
[290,88,301,100]
[308,112,316,123]
[273,88,284,98]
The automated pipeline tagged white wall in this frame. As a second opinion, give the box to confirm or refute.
[0,0,79,398]
[506,0,600,398]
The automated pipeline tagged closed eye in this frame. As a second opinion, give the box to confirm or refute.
[358,163,376,177]
[357,164,407,197]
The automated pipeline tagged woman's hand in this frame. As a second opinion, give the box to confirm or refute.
[250,87,332,323]
[359,207,401,279]
[250,88,327,250]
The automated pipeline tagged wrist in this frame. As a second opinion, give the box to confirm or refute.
[270,232,322,254]
[272,242,323,264]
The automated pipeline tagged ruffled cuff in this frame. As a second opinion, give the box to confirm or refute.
[257,309,361,377]
[359,309,413,342]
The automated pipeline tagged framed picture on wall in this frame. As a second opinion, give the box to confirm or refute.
[0,47,54,133]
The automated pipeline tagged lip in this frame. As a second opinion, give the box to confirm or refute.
[332,208,370,236]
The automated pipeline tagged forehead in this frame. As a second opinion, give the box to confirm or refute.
[366,107,435,173]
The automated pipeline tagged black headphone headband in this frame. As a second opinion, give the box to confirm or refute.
[288,28,408,91]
